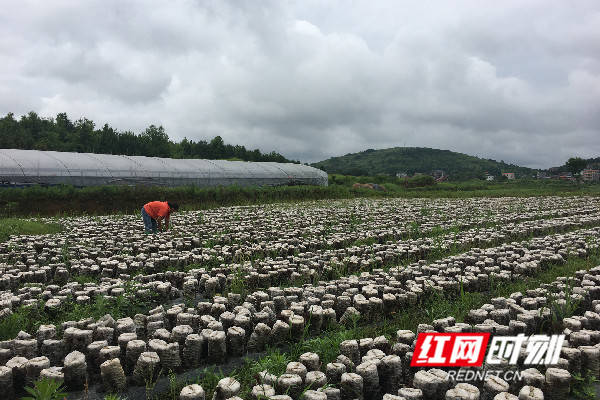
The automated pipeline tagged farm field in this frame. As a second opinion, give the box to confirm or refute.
[1,196,600,399]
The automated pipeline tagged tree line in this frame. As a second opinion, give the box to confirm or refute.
[0,112,294,163]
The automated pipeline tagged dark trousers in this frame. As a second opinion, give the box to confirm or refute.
[141,207,157,233]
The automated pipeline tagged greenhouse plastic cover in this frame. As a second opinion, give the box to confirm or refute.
[0,149,328,187]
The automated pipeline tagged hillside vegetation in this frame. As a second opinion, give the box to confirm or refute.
[313,147,536,180]
[552,156,600,171]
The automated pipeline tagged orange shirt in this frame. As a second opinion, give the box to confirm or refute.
[144,201,170,219]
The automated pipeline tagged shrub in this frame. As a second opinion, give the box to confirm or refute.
[402,175,435,188]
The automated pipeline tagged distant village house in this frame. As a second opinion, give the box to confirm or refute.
[558,172,574,181]
[582,169,600,182]
[396,170,447,181]
[432,170,445,179]
[502,172,515,180]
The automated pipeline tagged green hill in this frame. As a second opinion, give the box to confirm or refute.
[312,147,536,180]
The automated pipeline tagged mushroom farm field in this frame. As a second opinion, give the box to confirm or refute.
[1,196,600,400]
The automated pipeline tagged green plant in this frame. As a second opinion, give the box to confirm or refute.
[144,363,159,399]
[104,394,127,400]
[71,274,98,285]
[228,266,248,297]
[542,277,582,334]
[22,377,67,400]
[571,372,598,400]
[348,311,361,331]
[409,221,421,239]
[61,240,71,266]
[2,201,18,217]
[168,370,179,400]
[194,367,225,400]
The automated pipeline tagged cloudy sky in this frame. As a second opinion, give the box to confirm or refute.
[1,0,599,167]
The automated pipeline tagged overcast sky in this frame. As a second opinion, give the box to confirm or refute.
[1,1,599,167]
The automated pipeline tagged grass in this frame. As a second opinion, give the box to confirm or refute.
[0,218,62,241]
[0,179,599,217]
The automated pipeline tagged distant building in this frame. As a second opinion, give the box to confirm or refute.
[582,169,600,182]
[502,172,515,180]
[558,172,574,181]
[432,170,445,179]
[486,175,495,181]
[537,171,549,179]
[396,172,408,178]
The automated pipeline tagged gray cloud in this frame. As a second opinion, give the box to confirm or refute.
[1,0,599,168]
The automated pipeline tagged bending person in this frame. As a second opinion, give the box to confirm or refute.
[141,201,179,233]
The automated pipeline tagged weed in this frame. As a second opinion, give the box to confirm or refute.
[352,237,378,247]
[104,394,127,400]
[167,370,179,400]
[348,311,361,331]
[571,372,599,400]
[22,377,67,400]
[144,364,159,399]
[61,239,71,266]
[408,221,421,239]
[71,274,98,285]
[194,367,225,400]
[228,265,248,297]
[541,277,582,334]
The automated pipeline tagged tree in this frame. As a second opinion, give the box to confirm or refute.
[74,118,94,152]
[0,111,294,163]
[565,157,587,176]
[97,124,119,154]
[0,113,18,148]
[140,125,170,157]
[209,136,225,158]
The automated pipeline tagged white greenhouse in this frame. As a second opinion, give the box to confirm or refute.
[0,149,328,187]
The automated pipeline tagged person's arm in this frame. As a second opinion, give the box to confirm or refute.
[156,216,163,231]
[164,214,170,231]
